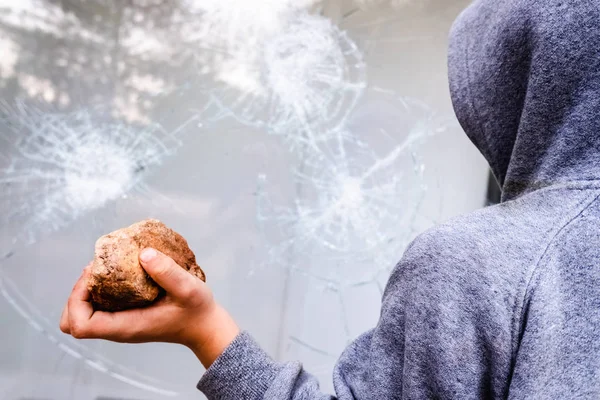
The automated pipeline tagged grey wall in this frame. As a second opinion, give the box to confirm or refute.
[0,0,484,399]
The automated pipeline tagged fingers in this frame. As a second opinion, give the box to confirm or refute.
[60,266,89,334]
[60,255,200,343]
[67,269,95,339]
[67,305,168,343]
[61,270,162,342]
[59,303,70,334]
[71,309,138,341]
[139,248,197,300]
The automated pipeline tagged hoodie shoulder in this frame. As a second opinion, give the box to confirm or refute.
[402,184,600,277]
[386,184,600,336]
[378,185,600,395]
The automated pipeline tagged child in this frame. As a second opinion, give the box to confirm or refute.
[60,0,600,398]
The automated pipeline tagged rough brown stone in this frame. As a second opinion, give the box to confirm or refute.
[87,219,205,311]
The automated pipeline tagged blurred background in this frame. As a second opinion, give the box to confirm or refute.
[0,0,494,399]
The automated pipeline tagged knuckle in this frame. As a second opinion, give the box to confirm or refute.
[156,267,173,281]
[59,321,70,334]
[67,297,80,310]
[70,323,88,339]
[177,282,198,301]
[155,263,175,280]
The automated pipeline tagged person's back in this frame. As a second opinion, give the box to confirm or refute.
[333,185,600,399]
[398,0,600,396]
[59,0,600,398]
[337,1,600,395]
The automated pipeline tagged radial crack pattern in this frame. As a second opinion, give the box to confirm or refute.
[256,94,447,286]
[180,9,366,146]
[0,102,181,246]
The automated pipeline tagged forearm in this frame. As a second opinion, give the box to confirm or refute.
[185,305,338,399]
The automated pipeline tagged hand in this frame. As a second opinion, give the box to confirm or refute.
[59,248,240,368]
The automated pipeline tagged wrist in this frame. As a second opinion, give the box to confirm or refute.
[184,303,240,369]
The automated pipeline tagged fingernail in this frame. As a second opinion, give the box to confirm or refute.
[140,248,157,263]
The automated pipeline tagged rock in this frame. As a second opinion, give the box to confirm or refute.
[87,219,205,311]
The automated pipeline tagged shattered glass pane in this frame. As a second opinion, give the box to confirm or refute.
[0,0,484,398]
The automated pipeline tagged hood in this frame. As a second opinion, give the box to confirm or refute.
[448,0,600,201]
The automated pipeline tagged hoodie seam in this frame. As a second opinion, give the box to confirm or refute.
[506,180,600,199]
[509,189,600,372]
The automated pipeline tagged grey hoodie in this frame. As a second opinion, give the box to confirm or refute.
[198,1,600,398]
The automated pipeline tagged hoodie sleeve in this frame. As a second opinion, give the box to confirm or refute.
[197,227,516,399]
[197,331,336,400]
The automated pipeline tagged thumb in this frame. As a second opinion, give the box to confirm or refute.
[139,248,196,299]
